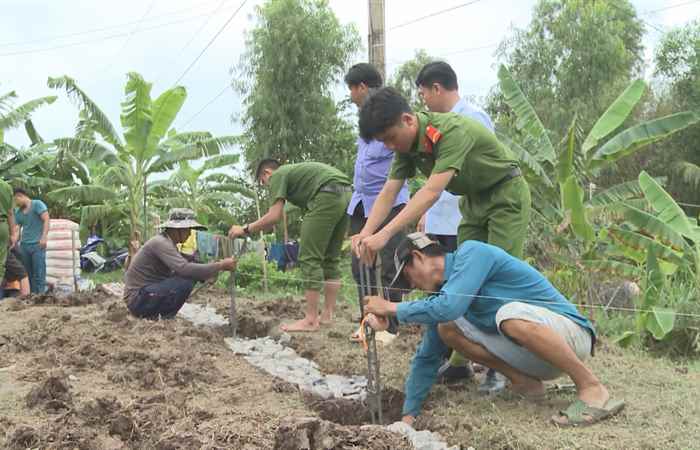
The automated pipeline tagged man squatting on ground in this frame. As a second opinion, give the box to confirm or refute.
[0,180,29,299]
[413,61,506,391]
[229,160,352,332]
[349,85,531,390]
[344,63,410,337]
[363,232,625,427]
[124,209,236,319]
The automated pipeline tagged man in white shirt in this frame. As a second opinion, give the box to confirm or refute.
[414,61,506,393]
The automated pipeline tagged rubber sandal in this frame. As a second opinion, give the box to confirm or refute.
[551,398,626,427]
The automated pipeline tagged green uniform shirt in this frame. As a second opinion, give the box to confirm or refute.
[0,180,12,219]
[389,111,519,197]
[268,162,351,210]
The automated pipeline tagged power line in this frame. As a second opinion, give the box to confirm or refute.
[180,83,232,128]
[387,42,498,67]
[0,10,240,58]
[642,0,700,15]
[389,0,485,31]
[171,0,248,87]
[96,0,158,79]
[154,0,231,85]
[0,0,227,48]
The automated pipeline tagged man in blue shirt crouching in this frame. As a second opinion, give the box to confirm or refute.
[362,232,624,428]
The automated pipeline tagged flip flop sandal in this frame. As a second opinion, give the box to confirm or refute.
[551,398,626,428]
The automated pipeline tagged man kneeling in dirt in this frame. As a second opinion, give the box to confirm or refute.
[362,232,625,427]
[124,209,236,319]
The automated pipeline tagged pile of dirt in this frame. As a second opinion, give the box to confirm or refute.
[220,296,304,338]
[303,387,405,426]
[24,290,113,307]
[25,371,72,412]
[274,417,413,450]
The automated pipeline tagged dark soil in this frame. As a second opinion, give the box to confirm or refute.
[273,417,413,450]
[304,387,405,426]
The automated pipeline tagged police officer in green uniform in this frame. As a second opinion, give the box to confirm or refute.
[351,86,531,288]
[229,159,352,332]
[0,179,15,296]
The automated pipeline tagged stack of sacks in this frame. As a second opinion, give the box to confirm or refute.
[45,219,81,291]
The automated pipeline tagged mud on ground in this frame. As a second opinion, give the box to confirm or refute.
[0,290,405,449]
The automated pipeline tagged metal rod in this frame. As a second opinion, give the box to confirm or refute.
[360,259,382,424]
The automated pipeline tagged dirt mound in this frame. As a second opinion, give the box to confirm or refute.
[304,386,405,426]
[274,417,413,450]
[5,426,41,450]
[25,372,72,411]
[24,290,112,307]
[230,296,303,338]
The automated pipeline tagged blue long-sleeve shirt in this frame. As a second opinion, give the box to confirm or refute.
[348,137,410,216]
[396,241,595,417]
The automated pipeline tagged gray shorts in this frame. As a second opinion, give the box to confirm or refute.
[454,302,592,380]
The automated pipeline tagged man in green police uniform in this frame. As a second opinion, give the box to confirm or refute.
[351,86,531,282]
[229,160,352,332]
[0,179,15,297]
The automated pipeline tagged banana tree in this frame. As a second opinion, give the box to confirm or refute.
[47,73,239,243]
[498,65,700,243]
[148,154,255,229]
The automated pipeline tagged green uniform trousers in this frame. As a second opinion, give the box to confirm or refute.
[298,191,351,291]
[0,221,8,281]
[450,176,531,367]
[457,176,531,258]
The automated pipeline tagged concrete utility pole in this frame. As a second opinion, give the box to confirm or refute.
[368,0,386,81]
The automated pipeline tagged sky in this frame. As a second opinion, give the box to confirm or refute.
[2,0,699,149]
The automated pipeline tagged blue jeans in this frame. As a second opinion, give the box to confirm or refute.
[19,243,46,294]
[127,276,195,319]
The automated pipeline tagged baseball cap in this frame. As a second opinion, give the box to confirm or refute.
[389,232,440,290]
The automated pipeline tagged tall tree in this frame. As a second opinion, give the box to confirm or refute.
[235,0,360,174]
[489,0,645,139]
[654,20,700,212]
[388,49,435,110]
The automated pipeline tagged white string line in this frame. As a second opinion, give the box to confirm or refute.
[227,268,700,320]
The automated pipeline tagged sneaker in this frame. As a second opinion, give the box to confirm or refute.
[477,369,507,395]
[436,360,474,384]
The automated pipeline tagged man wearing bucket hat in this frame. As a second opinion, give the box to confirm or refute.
[363,233,624,428]
[124,208,236,319]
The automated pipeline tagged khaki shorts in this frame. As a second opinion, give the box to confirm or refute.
[454,302,592,380]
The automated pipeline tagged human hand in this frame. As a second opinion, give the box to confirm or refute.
[350,230,371,258]
[358,231,389,265]
[39,237,47,249]
[417,214,426,233]
[228,225,246,239]
[401,415,415,427]
[363,295,397,317]
[220,257,237,271]
[364,313,389,331]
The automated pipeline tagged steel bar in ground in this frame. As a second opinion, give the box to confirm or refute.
[360,260,382,424]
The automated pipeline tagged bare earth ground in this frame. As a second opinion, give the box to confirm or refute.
[1,287,698,450]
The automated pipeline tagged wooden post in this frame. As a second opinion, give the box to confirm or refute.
[368,0,386,80]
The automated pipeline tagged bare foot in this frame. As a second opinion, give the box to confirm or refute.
[576,382,609,408]
[280,318,319,332]
[319,312,334,326]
